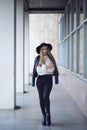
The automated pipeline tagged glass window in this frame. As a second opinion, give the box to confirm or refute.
[80,0,84,24]
[64,41,67,68]
[68,4,71,33]
[61,41,67,68]
[61,16,66,39]
[68,37,70,69]
[78,28,84,75]
[59,14,64,42]
[66,38,69,69]
[65,6,69,36]
[73,33,77,72]
[73,0,76,29]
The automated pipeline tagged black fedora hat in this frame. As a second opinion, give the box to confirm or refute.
[36,42,52,54]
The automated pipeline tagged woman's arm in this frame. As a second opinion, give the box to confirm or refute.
[46,63,54,69]
[36,64,46,75]
[32,56,39,86]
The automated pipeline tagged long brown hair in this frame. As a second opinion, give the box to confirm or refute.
[47,50,57,68]
[39,46,57,68]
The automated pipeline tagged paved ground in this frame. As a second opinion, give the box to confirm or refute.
[0,83,87,130]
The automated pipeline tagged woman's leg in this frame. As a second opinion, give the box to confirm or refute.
[43,76,52,126]
[43,76,52,115]
[44,83,52,115]
[36,77,46,115]
[36,75,53,126]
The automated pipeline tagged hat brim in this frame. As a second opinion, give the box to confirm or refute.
[36,43,52,54]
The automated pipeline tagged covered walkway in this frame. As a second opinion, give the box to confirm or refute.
[0,81,87,130]
[0,0,87,129]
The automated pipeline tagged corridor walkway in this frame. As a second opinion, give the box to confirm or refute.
[0,82,87,130]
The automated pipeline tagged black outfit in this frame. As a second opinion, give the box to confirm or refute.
[32,55,59,125]
[36,75,52,115]
[32,55,59,86]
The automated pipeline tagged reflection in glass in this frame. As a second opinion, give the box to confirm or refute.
[80,0,84,24]
[74,0,76,29]
[78,28,83,75]
[73,33,76,72]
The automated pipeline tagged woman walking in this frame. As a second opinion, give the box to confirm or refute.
[32,42,59,126]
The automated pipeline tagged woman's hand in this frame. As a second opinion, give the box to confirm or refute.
[37,63,42,67]
[39,50,45,64]
[46,63,54,69]
[40,50,43,57]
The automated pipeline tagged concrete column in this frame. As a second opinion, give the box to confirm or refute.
[16,0,24,93]
[0,0,16,109]
[24,12,29,85]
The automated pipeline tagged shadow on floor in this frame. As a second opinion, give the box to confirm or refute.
[0,84,87,130]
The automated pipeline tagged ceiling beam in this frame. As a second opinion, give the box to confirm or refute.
[24,0,29,12]
[28,8,65,14]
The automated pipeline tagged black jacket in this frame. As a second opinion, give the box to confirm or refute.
[32,55,59,86]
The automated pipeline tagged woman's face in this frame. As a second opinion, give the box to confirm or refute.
[41,46,49,56]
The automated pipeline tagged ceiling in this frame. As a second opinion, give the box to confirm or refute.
[24,0,68,13]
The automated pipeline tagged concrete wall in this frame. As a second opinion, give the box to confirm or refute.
[29,14,59,74]
[59,67,87,118]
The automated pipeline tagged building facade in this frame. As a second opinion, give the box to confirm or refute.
[59,0,87,118]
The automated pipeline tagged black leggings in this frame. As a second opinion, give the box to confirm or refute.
[36,75,53,115]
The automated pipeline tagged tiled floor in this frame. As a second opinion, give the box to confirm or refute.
[0,83,87,130]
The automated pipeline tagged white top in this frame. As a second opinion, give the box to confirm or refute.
[36,56,55,75]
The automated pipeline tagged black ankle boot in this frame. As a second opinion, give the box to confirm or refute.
[42,114,46,126]
[46,115,51,126]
